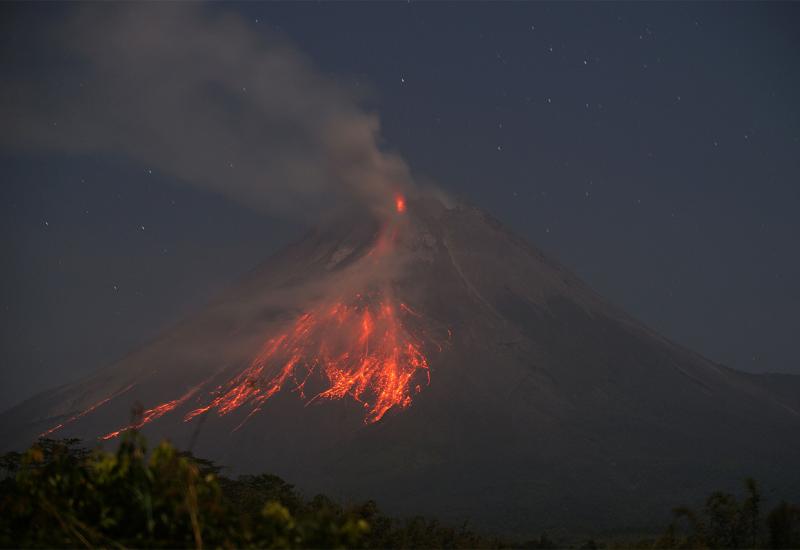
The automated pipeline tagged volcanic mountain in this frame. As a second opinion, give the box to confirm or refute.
[2,195,799,535]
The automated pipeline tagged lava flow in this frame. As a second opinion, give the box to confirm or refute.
[185,291,430,427]
[394,193,406,213]
[177,194,428,426]
[101,381,206,440]
[87,194,435,439]
[40,383,136,438]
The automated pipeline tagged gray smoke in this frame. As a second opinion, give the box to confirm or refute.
[1,4,412,218]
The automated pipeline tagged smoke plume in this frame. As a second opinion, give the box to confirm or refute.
[1,4,412,218]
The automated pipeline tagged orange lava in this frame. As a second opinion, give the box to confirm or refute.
[51,197,436,439]
[40,383,136,438]
[185,291,430,426]
[101,383,204,440]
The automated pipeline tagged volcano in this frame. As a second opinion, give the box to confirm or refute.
[2,195,799,535]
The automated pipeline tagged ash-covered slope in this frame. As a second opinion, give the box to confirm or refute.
[2,196,799,534]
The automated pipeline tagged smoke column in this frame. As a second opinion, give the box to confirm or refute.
[0,3,412,219]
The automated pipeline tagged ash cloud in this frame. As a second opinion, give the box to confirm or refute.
[1,4,412,218]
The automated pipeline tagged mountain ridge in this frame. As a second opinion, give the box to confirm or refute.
[1,196,798,534]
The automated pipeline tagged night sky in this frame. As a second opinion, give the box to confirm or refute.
[1,2,799,411]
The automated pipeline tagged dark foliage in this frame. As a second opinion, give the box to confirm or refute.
[655,478,800,549]
[0,434,509,548]
[2,435,799,549]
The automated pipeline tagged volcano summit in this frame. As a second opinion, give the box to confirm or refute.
[2,196,799,534]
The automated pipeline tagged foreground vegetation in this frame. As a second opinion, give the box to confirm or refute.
[1,433,798,548]
[0,433,512,548]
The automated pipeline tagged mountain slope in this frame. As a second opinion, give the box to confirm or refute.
[2,196,798,534]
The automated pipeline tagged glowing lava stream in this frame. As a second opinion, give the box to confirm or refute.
[394,193,406,213]
[184,291,430,428]
[178,194,429,428]
[94,194,434,439]
[97,291,430,441]
[100,381,207,441]
[42,196,431,441]
[40,383,137,438]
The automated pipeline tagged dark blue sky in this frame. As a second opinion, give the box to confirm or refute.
[2,2,799,410]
